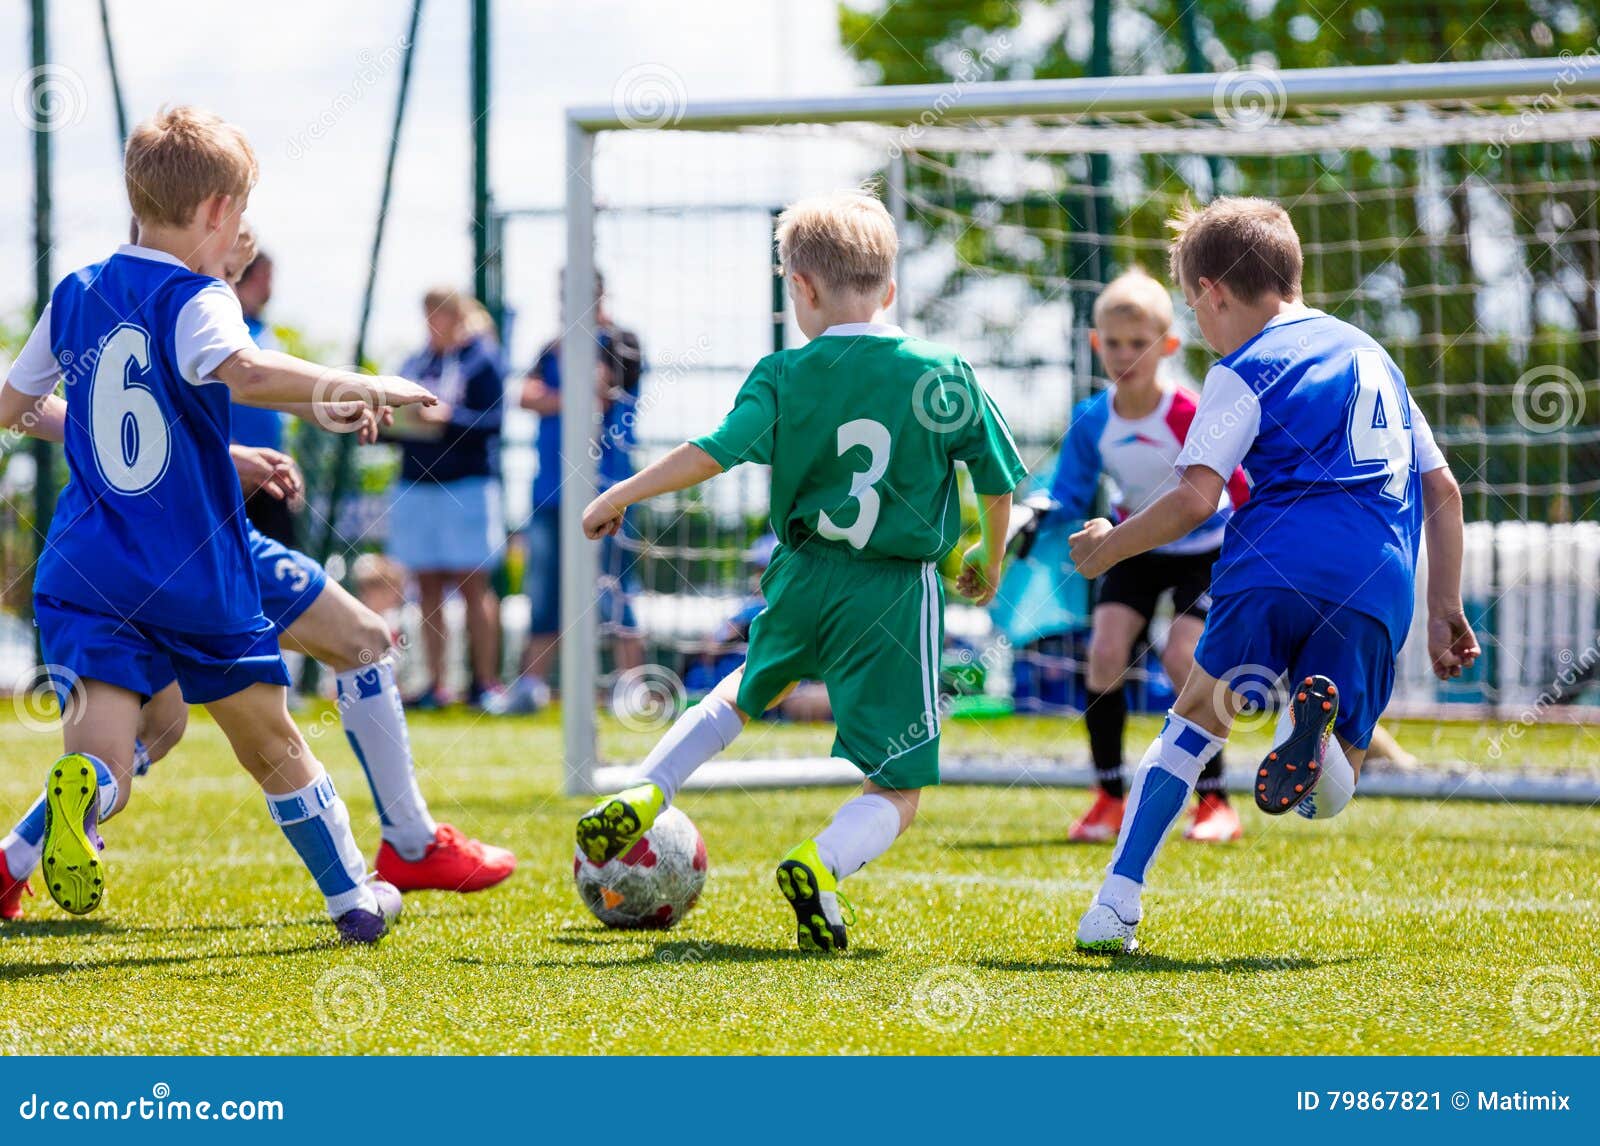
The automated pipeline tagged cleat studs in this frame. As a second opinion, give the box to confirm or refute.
[1268,753,1277,761]
[1257,783,1266,792]
[1279,797,1290,806]
[1309,762,1318,770]
[1297,692,1307,702]
[1259,768,1269,777]
[53,787,61,796]
[1322,701,1332,711]
[1304,677,1313,685]
[1294,784,1304,793]
[1327,685,1337,695]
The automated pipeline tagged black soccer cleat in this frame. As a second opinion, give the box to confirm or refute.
[1256,675,1338,815]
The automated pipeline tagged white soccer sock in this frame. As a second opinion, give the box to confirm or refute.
[1,793,47,881]
[1281,707,1358,821]
[813,792,903,880]
[1099,712,1225,922]
[265,772,376,919]
[639,695,743,805]
[336,661,437,860]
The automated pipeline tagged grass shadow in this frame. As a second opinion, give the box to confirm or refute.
[953,837,1090,852]
[0,941,330,981]
[456,939,884,970]
[978,953,1369,975]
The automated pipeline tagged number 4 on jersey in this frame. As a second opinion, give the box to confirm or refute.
[1348,347,1413,502]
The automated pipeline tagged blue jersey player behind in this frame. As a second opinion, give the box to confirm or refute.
[0,107,436,943]
[1067,197,1480,954]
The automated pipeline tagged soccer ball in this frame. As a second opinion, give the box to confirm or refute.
[573,807,707,929]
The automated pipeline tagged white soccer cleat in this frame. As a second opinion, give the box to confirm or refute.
[1075,902,1139,954]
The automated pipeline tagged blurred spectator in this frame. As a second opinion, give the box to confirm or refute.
[228,235,298,546]
[387,288,507,710]
[491,270,644,714]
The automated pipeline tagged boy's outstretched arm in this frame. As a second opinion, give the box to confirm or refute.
[213,348,435,412]
[956,491,1012,606]
[1069,464,1223,579]
[583,443,723,539]
[1420,465,1480,679]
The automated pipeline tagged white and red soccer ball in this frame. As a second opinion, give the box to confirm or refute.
[573,807,707,929]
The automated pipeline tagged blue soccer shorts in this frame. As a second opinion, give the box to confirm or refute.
[249,526,328,632]
[1193,587,1396,750]
[36,594,291,706]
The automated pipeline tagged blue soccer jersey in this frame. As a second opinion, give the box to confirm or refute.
[1177,308,1447,648]
[12,245,265,634]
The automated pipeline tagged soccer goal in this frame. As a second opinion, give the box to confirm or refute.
[556,57,1600,802]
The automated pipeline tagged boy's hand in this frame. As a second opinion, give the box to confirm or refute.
[956,543,1003,606]
[1428,610,1480,680]
[582,495,626,539]
[1069,517,1117,579]
[230,445,304,508]
[316,400,389,443]
[367,375,438,409]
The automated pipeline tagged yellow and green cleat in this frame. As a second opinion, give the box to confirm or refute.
[576,783,665,865]
[41,754,107,916]
[776,840,853,953]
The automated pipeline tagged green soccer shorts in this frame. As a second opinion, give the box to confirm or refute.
[736,542,945,790]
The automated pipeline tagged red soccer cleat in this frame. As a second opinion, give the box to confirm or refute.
[375,824,517,893]
[1067,791,1126,843]
[1184,791,1244,843]
[1,864,32,921]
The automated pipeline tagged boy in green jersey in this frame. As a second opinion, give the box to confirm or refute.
[578,189,1027,952]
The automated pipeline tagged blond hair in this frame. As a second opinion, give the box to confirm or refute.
[1168,196,1302,303]
[775,189,897,297]
[424,287,497,342]
[125,106,257,228]
[1092,267,1174,331]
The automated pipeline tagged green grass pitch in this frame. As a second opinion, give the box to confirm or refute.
[0,706,1596,1055]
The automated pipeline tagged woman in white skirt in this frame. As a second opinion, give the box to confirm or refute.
[387,288,506,708]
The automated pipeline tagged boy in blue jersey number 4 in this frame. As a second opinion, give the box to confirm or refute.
[0,107,436,943]
[1068,198,1480,953]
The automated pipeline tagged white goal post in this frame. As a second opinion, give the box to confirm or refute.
[558,57,1600,797]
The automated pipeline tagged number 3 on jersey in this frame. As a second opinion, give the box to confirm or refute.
[90,323,171,495]
[817,418,891,549]
[1348,347,1412,502]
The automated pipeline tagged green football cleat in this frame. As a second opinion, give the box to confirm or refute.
[776,840,852,953]
[576,783,665,865]
[41,754,107,916]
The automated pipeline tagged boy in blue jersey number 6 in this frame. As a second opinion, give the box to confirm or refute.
[1068,198,1480,953]
[0,107,436,944]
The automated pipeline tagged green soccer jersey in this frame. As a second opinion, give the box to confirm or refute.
[692,323,1028,562]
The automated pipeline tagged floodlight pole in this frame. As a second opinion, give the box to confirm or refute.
[30,0,56,623]
[471,0,492,310]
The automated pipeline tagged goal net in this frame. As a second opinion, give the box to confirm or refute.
[551,58,1600,801]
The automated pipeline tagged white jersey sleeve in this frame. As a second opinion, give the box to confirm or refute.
[174,284,256,386]
[7,304,60,396]
[1410,397,1447,473]
[1177,363,1260,480]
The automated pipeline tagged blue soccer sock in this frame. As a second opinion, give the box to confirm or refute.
[1098,712,1225,923]
[3,754,122,881]
[265,771,376,919]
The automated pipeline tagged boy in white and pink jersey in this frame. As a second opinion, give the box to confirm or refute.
[1049,269,1249,843]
